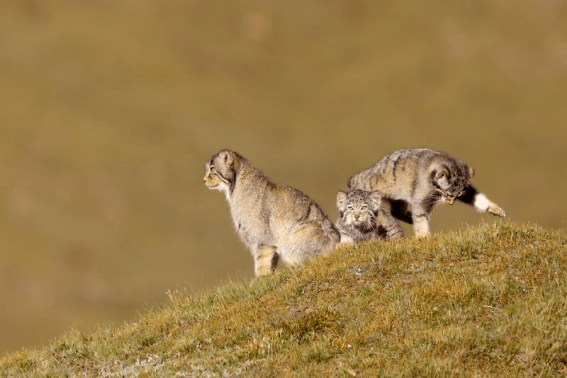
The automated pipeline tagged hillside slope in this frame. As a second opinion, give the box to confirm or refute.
[1,222,566,377]
[1,0,566,353]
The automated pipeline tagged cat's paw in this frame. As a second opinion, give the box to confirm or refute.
[488,205,506,217]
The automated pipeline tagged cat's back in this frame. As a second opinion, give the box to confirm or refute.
[266,183,336,230]
[348,148,440,193]
[231,166,335,235]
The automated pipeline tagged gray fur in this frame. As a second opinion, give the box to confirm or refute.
[336,189,404,244]
[347,148,506,237]
[204,149,340,276]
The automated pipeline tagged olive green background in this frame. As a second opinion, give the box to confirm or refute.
[1,0,565,353]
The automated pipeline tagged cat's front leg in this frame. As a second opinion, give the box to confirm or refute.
[411,205,431,237]
[458,184,506,217]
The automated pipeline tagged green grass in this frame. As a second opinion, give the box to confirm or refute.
[2,222,566,376]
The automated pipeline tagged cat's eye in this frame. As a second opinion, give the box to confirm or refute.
[347,206,354,210]
[361,205,368,210]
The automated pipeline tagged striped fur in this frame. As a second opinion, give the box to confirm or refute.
[347,148,506,237]
[204,149,340,276]
[336,189,404,244]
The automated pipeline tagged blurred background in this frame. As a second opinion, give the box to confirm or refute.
[1,0,565,354]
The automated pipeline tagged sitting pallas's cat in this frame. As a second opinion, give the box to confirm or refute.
[203,149,340,276]
[347,148,506,237]
[336,189,404,244]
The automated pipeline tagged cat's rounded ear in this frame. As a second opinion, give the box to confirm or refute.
[434,165,451,190]
[336,191,348,211]
[369,191,382,212]
[434,165,449,180]
[468,166,475,179]
[220,150,236,167]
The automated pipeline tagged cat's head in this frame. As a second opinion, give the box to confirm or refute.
[431,160,474,204]
[203,149,240,195]
[336,189,382,231]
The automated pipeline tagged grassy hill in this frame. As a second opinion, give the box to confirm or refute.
[2,222,565,377]
[1,0,567,353]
